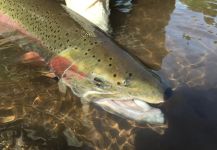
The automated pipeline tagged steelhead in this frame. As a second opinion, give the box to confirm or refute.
[0,0,167,123]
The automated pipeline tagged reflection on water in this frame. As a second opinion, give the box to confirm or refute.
[111,0,175,69]
[0,0,217,149]
[181,0,217,25]
[161,0,217,89]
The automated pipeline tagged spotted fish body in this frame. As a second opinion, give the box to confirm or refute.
[0,0,166,123]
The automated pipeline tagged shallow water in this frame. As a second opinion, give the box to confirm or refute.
[0,0,217,149]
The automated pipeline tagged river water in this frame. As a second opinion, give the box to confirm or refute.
[0,0,217,149]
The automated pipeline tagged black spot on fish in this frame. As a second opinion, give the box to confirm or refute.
[109,64,112,67]
[117,82,121,85]
[113,74,117,77]
[97,59,101,62]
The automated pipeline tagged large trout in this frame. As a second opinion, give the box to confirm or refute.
[0,0,168,123]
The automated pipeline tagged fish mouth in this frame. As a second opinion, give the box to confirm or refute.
[94,98,165,124]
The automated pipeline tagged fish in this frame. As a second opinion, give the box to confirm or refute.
[0,0,168,123]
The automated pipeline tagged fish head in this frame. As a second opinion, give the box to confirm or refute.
[50,45,167,123]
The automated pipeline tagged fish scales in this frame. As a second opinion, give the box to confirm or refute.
[0,0,94,54]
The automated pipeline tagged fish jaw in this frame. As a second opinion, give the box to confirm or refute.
[94,98,164,124]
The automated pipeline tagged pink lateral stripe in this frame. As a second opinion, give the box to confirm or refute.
[49,56,87,79]
[0,11,29,35]
[0,11,49,54]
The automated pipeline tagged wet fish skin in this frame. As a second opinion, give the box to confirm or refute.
[0,0,166,122]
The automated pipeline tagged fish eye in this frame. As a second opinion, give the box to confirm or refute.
[93,77,105,88]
